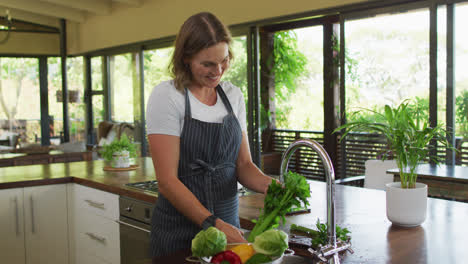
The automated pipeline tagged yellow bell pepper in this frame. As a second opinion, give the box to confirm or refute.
[230,244,255,263]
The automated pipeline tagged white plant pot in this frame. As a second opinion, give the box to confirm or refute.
[385,182,427,227]
[112,150,130,168]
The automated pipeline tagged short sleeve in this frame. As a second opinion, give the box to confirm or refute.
[221,81,247,133]
[237,91,247,133]
[146,81,183,137]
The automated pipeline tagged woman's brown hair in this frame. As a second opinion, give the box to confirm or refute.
[170,12,233,92]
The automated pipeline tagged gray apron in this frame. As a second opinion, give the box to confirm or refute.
[150,85,243,257]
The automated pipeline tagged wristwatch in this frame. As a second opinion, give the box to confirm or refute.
[201,215,218,230]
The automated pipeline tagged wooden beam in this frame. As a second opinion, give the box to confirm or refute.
[0,17,58,33]
[0,6,59,28]
[323,21,341,178]
[39,56,51,146]
[0,0,86,23]
[112,0,142,7]
[39,0,111,15]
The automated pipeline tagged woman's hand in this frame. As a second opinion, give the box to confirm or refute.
[265,178,282,195]
[215,219,247,243]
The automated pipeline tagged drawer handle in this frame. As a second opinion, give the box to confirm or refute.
[14,197,20,236]
[30,196,35,234]
[85,232,107,244]
[116,220,151,233]
[84,199,105,210]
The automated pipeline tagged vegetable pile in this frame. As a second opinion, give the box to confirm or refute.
[247,171,310,242]
[191,228,288,264]
[191,171,311,263]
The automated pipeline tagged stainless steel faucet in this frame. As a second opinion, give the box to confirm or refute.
[279,139,351,264]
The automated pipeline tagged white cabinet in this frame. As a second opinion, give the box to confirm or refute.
[0,184,69,264]
[0,188,25,264]
[24,184,69,264]
[68,183,120,264]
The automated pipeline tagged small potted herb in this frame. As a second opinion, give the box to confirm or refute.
[100,134,137,168]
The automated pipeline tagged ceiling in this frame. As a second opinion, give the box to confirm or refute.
[0,0,142,30]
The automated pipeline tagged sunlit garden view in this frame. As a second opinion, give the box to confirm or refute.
[1,3,467,147]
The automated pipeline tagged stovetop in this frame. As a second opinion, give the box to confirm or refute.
[125,180,252,196]
[125,180,159,194]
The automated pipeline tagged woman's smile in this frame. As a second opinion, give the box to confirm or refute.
[188,42,230,89]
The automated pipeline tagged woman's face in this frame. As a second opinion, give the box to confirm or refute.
[187,42,230,89]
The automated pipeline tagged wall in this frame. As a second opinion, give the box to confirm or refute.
[70,0,368,55]
[0,32,60,56]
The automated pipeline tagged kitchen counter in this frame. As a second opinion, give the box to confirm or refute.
[0,157,159,203]
[2,158,468,263]
[387,164,468,202]
[156,183,468,263]
[239,183,468,263]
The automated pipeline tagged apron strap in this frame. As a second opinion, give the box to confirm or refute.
[184,87,192,119]
[216,85,235,114]
[189,158,236,212]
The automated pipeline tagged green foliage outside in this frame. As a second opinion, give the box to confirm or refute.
[3,10,468,144]
[0,57,39,142]
[271,31,308,128]
[456,90,468,139]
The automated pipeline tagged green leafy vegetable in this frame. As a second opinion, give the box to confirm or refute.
[244,253,272,264]
[289,223,320,238]
[247,171,310,242]
[191,227,227,257]
[252,229,288,257]
[290,220,351,248]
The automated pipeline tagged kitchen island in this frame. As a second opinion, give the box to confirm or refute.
[1,157,468,263]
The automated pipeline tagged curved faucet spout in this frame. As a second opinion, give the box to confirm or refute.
[279,139,338,260]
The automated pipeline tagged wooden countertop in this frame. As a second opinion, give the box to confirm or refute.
[239,182,468,263]
[156,183,468,263]
[2,158,468,263]
[387,163,468,183]
[0,157,159,203]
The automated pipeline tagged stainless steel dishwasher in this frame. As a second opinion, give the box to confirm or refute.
[118,195,155,264]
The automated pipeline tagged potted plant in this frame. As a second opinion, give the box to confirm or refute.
[100,134,137,168]
[335,100,450,227]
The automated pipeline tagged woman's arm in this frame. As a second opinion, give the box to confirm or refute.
[148,134,246,243]
[236,132,275,194]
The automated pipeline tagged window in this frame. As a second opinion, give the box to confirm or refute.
[345,9,430,121]
[455,3,468,140]
[143,47,173,110]
[0,57,39,144]
[47,57,63,145]
[223,35,248,97]
[91,57,105,129]
[67,57,86,142]
[276,27,323,131]
[110,53,133,122]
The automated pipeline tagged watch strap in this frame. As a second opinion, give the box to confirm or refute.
[201,215,218,230]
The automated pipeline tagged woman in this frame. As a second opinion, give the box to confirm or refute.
[146,12,275,257]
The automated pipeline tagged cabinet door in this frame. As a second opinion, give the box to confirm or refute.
[0,188,25,264]
[24,184,69,264]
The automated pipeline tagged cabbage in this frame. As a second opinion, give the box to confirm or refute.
[252,229,288,257]
[191,227,227,257]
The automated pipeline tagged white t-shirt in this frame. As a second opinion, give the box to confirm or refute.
[146,80,247,136]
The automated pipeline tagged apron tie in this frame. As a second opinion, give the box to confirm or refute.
[190,159,236,212]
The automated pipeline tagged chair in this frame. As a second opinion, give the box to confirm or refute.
[364,159,398,190]
[97,121,135,146]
